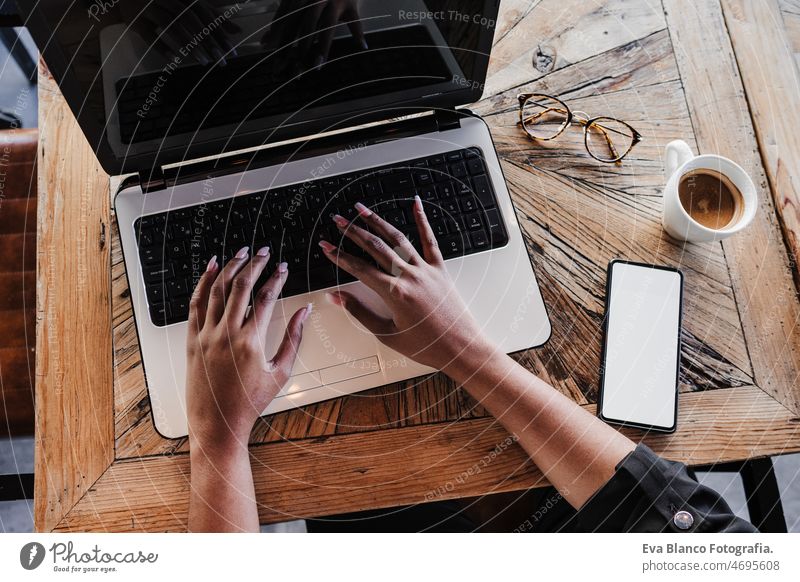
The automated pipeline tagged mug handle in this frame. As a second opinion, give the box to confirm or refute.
[665,140,695,178]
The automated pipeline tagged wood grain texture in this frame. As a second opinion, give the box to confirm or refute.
[665,0,800,415]
[53,386,800,531]
[721,0,800,289]
[35,0,800,531]
[34,62,114,531]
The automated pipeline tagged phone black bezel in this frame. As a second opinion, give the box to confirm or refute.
[597,259,684,433]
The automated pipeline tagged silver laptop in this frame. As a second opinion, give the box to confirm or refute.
[24,0,551,438]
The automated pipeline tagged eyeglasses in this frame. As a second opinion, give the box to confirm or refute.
[517,93,642,164]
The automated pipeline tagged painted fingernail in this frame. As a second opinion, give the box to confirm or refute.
[206,255,217,272]
[333,214,349,228]
[319,240,337,253]
[302,302,313,322]
[361,39,369,51]
[256,246,270,257]
[355,202,373,217]
[326,291,343,306]
[235,246,249,259]
[278,262,288,273]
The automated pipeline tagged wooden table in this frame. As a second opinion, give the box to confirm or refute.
[35,0,800,531]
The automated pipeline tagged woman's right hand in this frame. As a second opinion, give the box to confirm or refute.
[319,197,493,372]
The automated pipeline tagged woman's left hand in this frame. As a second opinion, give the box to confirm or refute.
[185,246,311,447]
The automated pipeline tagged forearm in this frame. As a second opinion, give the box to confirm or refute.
[443,341,635,509]
[188,436,260,532]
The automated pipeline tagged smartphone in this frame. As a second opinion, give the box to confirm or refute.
[598,260,684,433]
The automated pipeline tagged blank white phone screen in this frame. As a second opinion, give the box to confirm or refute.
[601,262,682,430]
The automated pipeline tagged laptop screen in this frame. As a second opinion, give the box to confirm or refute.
[21,0,499,174]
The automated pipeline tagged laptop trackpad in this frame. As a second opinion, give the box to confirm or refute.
[263,301,382,375]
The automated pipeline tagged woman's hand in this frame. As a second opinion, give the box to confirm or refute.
[319,197,491,372]
[186,246,311,447]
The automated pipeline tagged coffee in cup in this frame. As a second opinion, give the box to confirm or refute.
[662,140,757,243]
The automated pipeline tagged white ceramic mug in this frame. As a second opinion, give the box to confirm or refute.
[662,140,757,243]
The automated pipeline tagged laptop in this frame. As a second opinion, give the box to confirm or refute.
[23,0,551,438]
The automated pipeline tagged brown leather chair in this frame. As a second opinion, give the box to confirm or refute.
[0,128,37,437]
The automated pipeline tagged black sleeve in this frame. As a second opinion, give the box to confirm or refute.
[569,444,757,532]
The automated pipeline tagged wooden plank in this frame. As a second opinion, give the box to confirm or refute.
[665,0,800,414]
[722,0,800,287]
[34,62,114,531]
[52,386,800,531]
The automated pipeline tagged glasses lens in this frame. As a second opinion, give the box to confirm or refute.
[586,117,636,162]
[521,95,569,140]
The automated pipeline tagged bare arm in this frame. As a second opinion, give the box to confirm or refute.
[185,248,309,532]
[322,199,634,509]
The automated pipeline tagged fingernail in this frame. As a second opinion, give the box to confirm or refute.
[206,255,217,272]
[355,202,372,217]
[278,262,288,273]
[326,292,343,306]
[333,214,349,228]
[302,302,313,322]
[256,246,270,257]
[319,240,336,253]
[415,195,424,212]
[235,246,249,259]
[361,39,369,50]
[314,54,326,70]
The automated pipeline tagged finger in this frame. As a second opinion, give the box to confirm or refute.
[187,255,219,333]
[224,246,272,326]
[343,5,368,50]
[413,195,444,265]
[353,202,422,266]
[333,214,406,274]
[207,246,250,324]
[319,240,394,293]
[249,261,290,337]
[270,304,312,377]
[327,291,396,337]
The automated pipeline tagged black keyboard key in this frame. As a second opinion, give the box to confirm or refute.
[150,303,169,326]
[449,162,467,179]
[166,278,189,297]
[436,182,456,199]
[455,179,472,196]
[429,155,445,165]
[139,246,162,265]
[484,209,506,241]
[431,220,448,237]
[170,297,190,320]
[459,197,478,213]
[383,209,407,228]
[445,151,462,162]
[441,234,468,257]
[430,164,449,182]
[467,157,485,175]
[464,213,483,231]
[146,284,164,303]
[412,169,432,186]
[362,180,381,197]
[143,264,174,283]
[471,230,490,250]
[381,171,413,193]
[471,175,495,208]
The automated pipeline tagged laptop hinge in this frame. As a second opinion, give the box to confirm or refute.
[139,167,167,194]
[434,108,463,132]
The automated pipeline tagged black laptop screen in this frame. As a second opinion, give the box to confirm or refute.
[21,0,499,174]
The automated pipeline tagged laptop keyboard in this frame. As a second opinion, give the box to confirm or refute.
[133,147,509,327]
